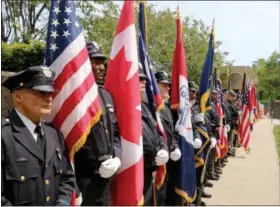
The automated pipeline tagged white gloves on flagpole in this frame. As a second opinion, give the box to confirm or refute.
[210,137,217,149]
[226,124,231,132]
[155,149,169,166]
[193,138,202,149]
[75,193,83,206]
[194,113,205,124]
[170,148,181,161]
[99,157,121,178]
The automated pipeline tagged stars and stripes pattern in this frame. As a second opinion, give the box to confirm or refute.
[138,1,166,193]
[240,84,252,153]
[45,0,102,160]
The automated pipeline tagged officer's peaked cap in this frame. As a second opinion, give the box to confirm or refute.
[188,80,198,92]
[2,66,55,93]
[86,41,106,60]
[155,71,170,84]
[138,62,147,79]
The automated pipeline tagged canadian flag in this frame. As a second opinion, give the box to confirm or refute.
[104,1,144,205]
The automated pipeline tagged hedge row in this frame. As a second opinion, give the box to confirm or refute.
[2,41,46,72]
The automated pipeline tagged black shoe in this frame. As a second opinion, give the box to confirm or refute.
[223,159,228,163]
[221,163,226,167]
[207,174,219,180]
[202,191,212,198]
[205,182,213,188]
[201,201,206,206]
[216,169,222,174]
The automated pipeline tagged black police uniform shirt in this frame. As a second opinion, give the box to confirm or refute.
[1,109,75,206]
[159,103,178,152]
[227,100,239,129]
[74,86,121,179]
[141,102,168,169]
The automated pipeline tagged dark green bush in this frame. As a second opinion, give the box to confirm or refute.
[2,41,46,72]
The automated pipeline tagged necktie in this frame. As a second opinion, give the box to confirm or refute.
[34,125,45,156]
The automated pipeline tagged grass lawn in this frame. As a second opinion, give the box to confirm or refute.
[273,125,280,164]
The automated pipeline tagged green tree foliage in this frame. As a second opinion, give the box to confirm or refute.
[77,0,120,57]
[1,0,49,43]
[2,0,232,83]
[252,51,280,101]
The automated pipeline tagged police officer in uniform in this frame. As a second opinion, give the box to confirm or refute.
[227,90,239,156]
[74,41,122,205]
[221,89,231,164]
[205,88,220,181]
[139,66,169,206]
[154,71,182,205]
[1,66,75,206]
[188,81,214,205]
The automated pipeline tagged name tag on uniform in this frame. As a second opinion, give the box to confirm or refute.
[16,157,28,162]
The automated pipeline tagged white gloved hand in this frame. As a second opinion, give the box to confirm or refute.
[170,148,181,161]
[210,137,217,149]
[238,111,242,116]
[155,149,169,166]
[226,124,231,132]
[194,113,205,124]
[193,138,202,149]
[99,157,121,178]
[75,193,83,206]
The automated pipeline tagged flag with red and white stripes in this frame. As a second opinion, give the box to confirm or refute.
[104,1,143,205]
[45,0,102,160]
[240,84,252,152]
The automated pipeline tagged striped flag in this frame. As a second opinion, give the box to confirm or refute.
[44,0,102,160]
[170,8,196,203]
[138,1,166,194]
[104,1,143,205]
[240,84,252,153]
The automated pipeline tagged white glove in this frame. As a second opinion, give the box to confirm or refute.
[238,111,242,116]
[210,137,217,149]
[155,149,169,166]
[194,113,205,124]
[75,193,83,206]
[99,157,121,178]
[170,148,181,161]
[193,138,202,149]
[226,124,231,132]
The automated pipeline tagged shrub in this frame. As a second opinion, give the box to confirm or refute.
[2,41,46,72]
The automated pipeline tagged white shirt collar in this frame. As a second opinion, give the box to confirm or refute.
[15,109,42,140]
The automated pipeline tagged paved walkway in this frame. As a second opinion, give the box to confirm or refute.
[205,118,280,205]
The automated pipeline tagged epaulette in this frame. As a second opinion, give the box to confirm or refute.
[1,117,11,128]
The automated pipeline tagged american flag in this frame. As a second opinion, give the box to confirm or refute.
[240,84,252,152]
[45,0,102,160]
[138,2,166,193]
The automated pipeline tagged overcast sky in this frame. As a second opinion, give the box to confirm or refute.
[116,1,280,66]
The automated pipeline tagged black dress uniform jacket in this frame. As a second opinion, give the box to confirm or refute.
[141,102,168,206]
[205,102,220,139]
[222,102,231,125]
[160,103,178,152]
[74,86,121,205]
[227,100,239,130]
[1,110,75,206]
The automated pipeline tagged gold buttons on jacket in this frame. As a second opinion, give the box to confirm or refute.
[20,176,25,181]
[45,179,50,185]
[46,196,50,202]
